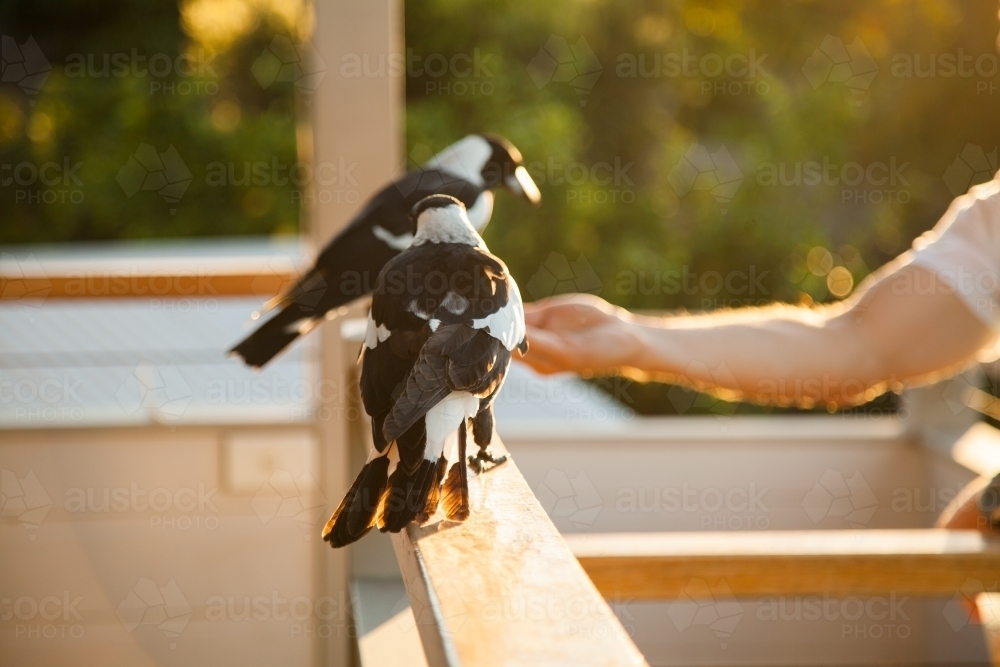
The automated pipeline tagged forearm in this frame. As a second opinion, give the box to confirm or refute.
[620,264,993,408]
[627,305,884,407]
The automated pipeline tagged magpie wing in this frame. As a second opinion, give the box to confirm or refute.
[382,324,506,445]
[360,328,427,452]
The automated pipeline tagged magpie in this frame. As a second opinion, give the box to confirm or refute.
[231,134,540,368]
[322,194,527,548]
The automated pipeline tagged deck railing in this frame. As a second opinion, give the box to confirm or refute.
[6,265,1000,665]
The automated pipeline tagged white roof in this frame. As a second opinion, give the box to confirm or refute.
[1,238,624,430]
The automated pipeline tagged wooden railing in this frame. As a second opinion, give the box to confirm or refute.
[10,265,1000,665]
[568,529,1000,599]
[0,268,298,299]
[390,439,648,667]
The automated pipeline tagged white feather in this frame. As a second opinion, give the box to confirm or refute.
[385,442,399,478]
[423,391,479,461]
[440,291,469,315]
[465,190,494,232]
[372,225,414,250]
[472,277,525,351]
[412,204,485,248]
[364,312,391,349]
[425,136,491,188]
[407,300,433,320]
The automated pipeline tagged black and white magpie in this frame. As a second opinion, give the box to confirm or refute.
[230,134,539,368]
[322,194,527,547]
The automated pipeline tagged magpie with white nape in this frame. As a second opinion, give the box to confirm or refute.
[322,194,527,548]
[230,134,540,369]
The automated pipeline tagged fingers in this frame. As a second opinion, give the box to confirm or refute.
[936,475,995,534]
[522,327,582,374]
[524,293,614,327]
[514,354,565,375]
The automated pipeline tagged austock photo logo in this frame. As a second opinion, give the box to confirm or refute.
[668,144,743,214]
[63,479,219,531]
[667,361,740,420]
[63,47,219,96]
[0,253,50,306]
[393,142,465,199]
[1,469,53,540]
[755,592,911,640]
[801,469,878,528]
[115,360,194,422]
[525,155,635,204]
[535,469,603,528]
[802,35,878,105]
[252,35,327,98]
[205,155,361,205]
[116,577,193,648]
[890,48,1000,96]
[1,35,52,103]
[942,578,998,633]
[940,371,983,417]
[116,144,193,215]
[2,157,85,205]
[392,574,469,638]
[615,45,770,99]
[1,590,86,641]
[526,35,603,106]
[525,252,602,301]
[615,481,770,530]
[251,469,326,538]
[942,143,997,197]
[667,578,743,649]
[2,371,86,424]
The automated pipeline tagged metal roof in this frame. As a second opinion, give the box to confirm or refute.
[0,238,625,430]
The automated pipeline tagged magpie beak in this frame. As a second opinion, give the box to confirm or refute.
[505,165,541,206]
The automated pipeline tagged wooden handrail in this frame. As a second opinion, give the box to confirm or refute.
[0,270,298,299]
[568,529,1000,599]
[391,439,648,667]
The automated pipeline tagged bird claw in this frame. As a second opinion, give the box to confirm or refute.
[468,451,507,474]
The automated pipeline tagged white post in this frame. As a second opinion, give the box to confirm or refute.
[308,1,403,665]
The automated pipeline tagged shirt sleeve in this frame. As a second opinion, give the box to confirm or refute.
[909,178,1000,332]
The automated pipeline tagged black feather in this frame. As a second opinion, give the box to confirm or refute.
[382,325,508,444]
[322,455,390,547]
[230,307,312,369]
[441,424,470,521]
[379,459,438,533]
[416,456,449,524]
[230,169,487,368]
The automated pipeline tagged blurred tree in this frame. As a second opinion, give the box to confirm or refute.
[0,0,306,243]
[3,0,1000,413]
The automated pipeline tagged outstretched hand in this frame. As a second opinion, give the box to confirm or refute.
[520,294,645,376]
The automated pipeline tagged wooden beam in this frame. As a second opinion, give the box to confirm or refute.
[391,440,648,667]
[0,271,298,299]
[568,529,1000,599]
[310,2,403,666]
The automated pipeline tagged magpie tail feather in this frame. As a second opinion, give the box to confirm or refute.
[441,422,470,521]
[378,458,439,533]
[230,305,311,368]
[415,456,449,524]
[323,454,391,548]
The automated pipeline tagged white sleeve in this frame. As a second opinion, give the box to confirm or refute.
[909,178,1000,332]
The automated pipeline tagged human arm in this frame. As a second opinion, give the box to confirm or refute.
[523,261,995,408]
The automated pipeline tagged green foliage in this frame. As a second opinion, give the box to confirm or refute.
[3,0,1000,416]
[405,0,1000,312]
[5,0,1000,311]
[0,0,301,243]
